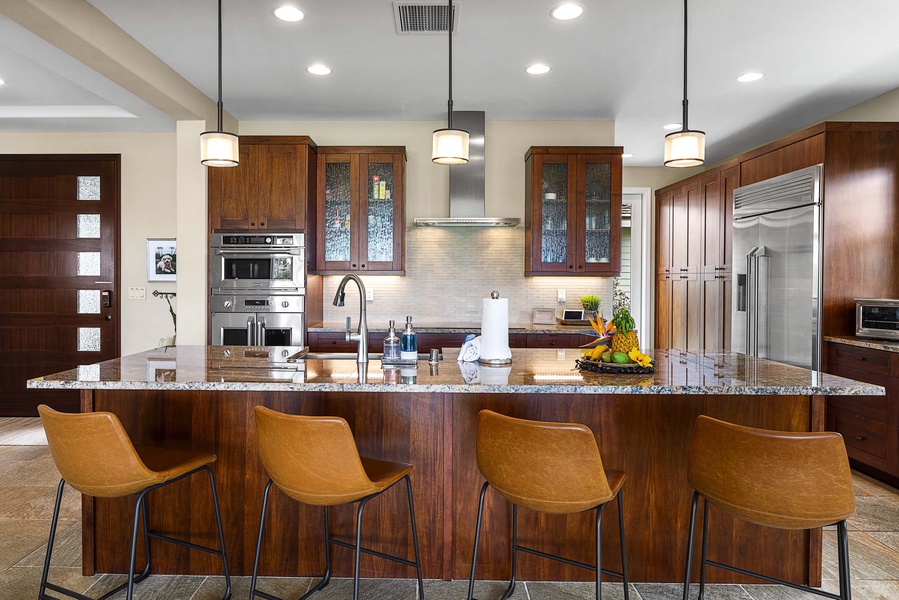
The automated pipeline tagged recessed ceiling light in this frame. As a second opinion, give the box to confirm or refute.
[663,123,682,130]
[551,3,585,20]
[736,72,764,83]
[526,63,551,75]
[622,153,634,158]
[0,77,5,85]
[274,6,305,22]
[307,64,331,75]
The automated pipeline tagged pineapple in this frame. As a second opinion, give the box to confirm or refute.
[610,307,639,354]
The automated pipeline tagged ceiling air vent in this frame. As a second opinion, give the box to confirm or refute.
[393,2,459,35]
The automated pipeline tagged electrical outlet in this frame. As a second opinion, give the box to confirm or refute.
[557,289,566,303]
[128,287,147,300]
[365,288,374,303]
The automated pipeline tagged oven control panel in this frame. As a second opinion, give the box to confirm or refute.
[211,295,305,313]
[212,232,304,248]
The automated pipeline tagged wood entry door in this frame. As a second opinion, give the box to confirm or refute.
[0,156,120,416]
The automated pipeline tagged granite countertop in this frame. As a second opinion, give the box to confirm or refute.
[27,346,883,396]
[825,335,899,354]
[308,321,597,335]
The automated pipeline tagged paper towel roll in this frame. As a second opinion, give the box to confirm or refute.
[479,294,512,364]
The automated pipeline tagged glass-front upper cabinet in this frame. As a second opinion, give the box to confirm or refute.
[525,147,622,276]
[316,147,405,275]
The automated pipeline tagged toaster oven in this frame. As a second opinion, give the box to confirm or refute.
[855,298,899,340]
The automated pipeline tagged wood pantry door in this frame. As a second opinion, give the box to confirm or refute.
[0,156,120,416]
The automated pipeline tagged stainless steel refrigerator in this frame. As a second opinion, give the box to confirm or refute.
[732,165,823,370]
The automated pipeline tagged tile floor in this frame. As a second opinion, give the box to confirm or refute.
[2,419,899,599]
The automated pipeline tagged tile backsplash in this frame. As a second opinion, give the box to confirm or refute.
[322,227,614,326]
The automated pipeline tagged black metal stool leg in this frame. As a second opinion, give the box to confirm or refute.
[404,475,425,600]
[837,520,852,600]
[38,479,66,599]
[698,499,710,600]
[500,504,519,600]
[249,480,273,599]
[125,490,150,600]
[353,496,372,600]
[204,466,232,599]
[617,490,629,600]
[682,491,700,600]
[467,481,490,600]
[596,503,607,600]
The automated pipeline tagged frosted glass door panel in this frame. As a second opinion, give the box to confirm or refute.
[541,162,568,264]
[324,162,351,262]
[585,162,612,264]
[367,162,394,263]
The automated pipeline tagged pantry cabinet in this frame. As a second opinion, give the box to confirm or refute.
[315,147,405,275]
[524,147,623,276]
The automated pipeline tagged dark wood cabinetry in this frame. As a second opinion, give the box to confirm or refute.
[825,341,899,483]
[315,147,405,275]
[208,136,317,231]
[655,164,737,351]
[524,147,622,276]
[307,330,588,353]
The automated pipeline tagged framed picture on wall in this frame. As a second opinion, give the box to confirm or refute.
[147,238,177,281]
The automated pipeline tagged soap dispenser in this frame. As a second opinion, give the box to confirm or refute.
[400,316,418,360]
[382,320,401,362]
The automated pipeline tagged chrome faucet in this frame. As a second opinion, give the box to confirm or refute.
[333,274,368,364]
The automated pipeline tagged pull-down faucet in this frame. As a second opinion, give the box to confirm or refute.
[333,274,368,364]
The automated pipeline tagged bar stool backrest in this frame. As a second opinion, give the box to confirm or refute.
[38,404,157,498]
[254,406,377,505]
[476,409,613,514]
[688,415,855,529]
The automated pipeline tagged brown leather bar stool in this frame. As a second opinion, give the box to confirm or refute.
[250,406,424,600]
[37,405,231,600]
[683,415,856,600]
[467,409,629,600]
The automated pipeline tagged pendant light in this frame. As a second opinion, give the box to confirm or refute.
[200,0,239,167]
[664,0,705,168]
[432,0,469,165]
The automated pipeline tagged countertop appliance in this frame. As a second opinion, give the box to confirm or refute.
[732,165,823,370]
[210,232,305,293]
[855,298,899,340]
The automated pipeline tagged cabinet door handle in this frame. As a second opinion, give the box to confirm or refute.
[569,265,574,270]
[260,221,265,227]
[250,222,256,227]
[361,264,366,268]
[857,356,866,361]
[550,341,557,346]
[856,414,866,420]
[855,436,866,441]
[578,265,584,270]
[352,263,357,268]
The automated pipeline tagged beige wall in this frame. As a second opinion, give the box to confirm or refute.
[827,86,899,122]
[0,132,178,355]
[623,165,704,193]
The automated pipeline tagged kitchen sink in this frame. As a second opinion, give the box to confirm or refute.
[298,352,440,361]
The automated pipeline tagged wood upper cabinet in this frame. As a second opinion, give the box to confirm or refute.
[208,136,317,231]
[315,147,405,275]
[525,147,622,276]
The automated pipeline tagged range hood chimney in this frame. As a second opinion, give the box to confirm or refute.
[414,111,520,227]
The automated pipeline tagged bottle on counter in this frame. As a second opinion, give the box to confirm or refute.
[383,320,401,362]
[400,316,417,360]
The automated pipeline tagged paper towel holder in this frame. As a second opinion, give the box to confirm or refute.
[479,290,513,366]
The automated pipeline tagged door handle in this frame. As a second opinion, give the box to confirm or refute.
[247,317,255,345]
[101,290,113,308]
[257,317,266,346]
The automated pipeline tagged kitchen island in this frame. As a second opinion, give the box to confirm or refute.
[28,346,881,586]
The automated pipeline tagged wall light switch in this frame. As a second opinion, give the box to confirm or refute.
[128,287,146,300]
[365,288,374,303]
[557,289,566,303]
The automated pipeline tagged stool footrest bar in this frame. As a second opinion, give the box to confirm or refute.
[146,531,227,556]
[516,544,625,580]
[329,537,419,568]
[705,560,841,600]
[251,589,283,600]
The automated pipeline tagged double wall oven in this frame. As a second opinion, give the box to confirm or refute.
[210,232,307,346]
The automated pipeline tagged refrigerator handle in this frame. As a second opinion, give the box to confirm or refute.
[755,248,769,359]
[247,316,255,346]
[745,247,759,355]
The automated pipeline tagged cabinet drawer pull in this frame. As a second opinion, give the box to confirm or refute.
[855,436,866,442]
[856,414,866,420]
[680,268,688,272]
[857,356,865,361]
[680,275,688,279]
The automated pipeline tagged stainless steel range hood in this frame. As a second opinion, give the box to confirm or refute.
[414,111,520,227]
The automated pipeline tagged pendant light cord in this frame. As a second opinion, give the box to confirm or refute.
[216,0,224,132]
[681,0,689,131]
[447,0,453,130]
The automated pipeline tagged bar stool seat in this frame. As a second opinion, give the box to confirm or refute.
[37,405,231,600]
[683,415,856,600]
[468,410,629,600]
[250,406,424,600]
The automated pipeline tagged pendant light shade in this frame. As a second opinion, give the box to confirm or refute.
[664,0,705,168]
[432,0,469,165]
[200,0,239,168]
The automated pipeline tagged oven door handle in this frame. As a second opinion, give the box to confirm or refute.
[257,317,266,346]
[215,248,300,256]
[247,316,255,345]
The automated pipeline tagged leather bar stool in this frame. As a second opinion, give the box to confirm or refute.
[250,406,424,600]
[37,404,231,600]
[467,410,629,600]
[683,415,856,600]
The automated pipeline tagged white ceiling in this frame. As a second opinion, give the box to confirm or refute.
[1,0,899,165]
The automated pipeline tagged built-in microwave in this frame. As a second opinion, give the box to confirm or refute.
[210,232,305,293]
[855,298,899,340]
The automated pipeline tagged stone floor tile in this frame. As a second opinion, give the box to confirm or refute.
[0,518,58,570]
[193,574,313,599]
[852,472,899,498]
[821,577,899,599]
[0,566,101,598]
[847,496,899,532]
[15,518,82,568]
[742,584,828,599]
[423,578,529,600]
[0,454,61,486]
[1,482,80,521]
[868,531,899,554]
[84,573,207,598]
[307,576,418,599]
[822,530,899,581]
[526,580,641,599]
[634,583,751,599]
[0,445,50,463]
[0,417,46,445]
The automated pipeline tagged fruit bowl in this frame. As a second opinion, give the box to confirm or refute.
[576,357,656,374]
